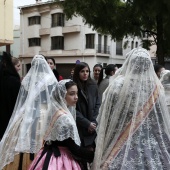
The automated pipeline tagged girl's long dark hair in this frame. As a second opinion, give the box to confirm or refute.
[0,52,21,104]
[73,62,92,90]
[154,64,164,74]
[98,64,117,85]
[93,64,102,71]
[46,57,60,81]
[65,81,77,90]
[0,52,20,79]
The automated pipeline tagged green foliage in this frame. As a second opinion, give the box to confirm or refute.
[55,0,170,64]
[142,39,153,51]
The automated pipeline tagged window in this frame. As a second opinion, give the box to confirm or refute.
[135,41,138,48]
[116,40,123,55]
[51,36,64,50]
[104,35,107,53]
[131,41,134,49]
[51,13,65,27]
[28,16,41,25]
[103,63,107,67]
[86,34,95,49]
[28,38,41,47]
[98,34,102,52]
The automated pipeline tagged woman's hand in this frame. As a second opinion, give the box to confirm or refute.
[88,122,96,133]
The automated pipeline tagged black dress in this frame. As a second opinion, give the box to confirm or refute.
[29,138,94,170]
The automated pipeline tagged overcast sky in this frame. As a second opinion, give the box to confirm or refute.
[14,0,47,26]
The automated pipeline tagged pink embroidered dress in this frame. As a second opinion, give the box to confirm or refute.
[29,80,94,170]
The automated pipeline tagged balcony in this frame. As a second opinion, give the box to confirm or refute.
[0,39,13,46]
[62,25,81,34]
[39,49,81,56]
[39,28,50,36]
[96,44,110,54]
[62,49,81,56]
[116,48,123,55]
[39,6,50,13]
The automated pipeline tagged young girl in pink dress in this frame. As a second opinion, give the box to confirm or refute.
[29,80,94,170]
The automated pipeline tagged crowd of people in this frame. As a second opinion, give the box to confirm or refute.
[0,48,170,170]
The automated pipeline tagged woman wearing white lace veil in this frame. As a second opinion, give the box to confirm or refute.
[92,48,170,170]
[0,55,58,170]
[160,69,170,113]
[29,79,94,170]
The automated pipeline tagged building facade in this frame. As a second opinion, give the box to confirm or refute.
[0,25,20,57]
[0,0,13,50]
[19,1,143,77]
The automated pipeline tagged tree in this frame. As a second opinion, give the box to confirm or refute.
[55,0,170,65]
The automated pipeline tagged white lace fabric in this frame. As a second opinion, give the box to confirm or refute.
[44,79,81,146]
[92,48,170,170]
[160,70,170,112]
[0,55,58,169]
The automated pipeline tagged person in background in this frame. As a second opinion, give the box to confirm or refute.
[47,57,63,81]
[92,64,103,83]
[12,57,21,73]
[68,67,75,80]
[73,62,101,169]
[0,55,58,170]
[59,74,63,81]
[98,64,118,101]
[29,80,94,170]
[12,57,23,81]
[160,69,170,113]
[92,48,170,170]
[0,52,21,139]
[154,64,165,78]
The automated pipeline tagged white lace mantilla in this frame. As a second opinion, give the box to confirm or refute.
[92,48,170,170]
[0,55,58,170]
[47,114,81,146]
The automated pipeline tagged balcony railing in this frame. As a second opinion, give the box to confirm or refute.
[51,46,64,50]
[39,28,50,36]
[62,25,81,34]
[116,48,123,55]
[96,44,110,54]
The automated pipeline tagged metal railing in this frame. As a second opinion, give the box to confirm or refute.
[85,44,110,54]
[116,48,123,55]
[96,44,110,54]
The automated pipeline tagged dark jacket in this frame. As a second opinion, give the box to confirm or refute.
[76,81,101,146]
[98,75,110,101]
[0,54,21,139]
[53,69,59,81]
[0,73,20,139]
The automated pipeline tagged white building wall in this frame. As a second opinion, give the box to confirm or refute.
[12,28,20,57]
[0,26,20,57]
[41,35,50,52]
[65,16,83,26]
[64,33,82,51]
[20,10,42,57]
[41,12,51,29]
[19,1,149,76]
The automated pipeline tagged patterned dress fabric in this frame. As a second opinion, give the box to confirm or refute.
[92,48,170,170]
